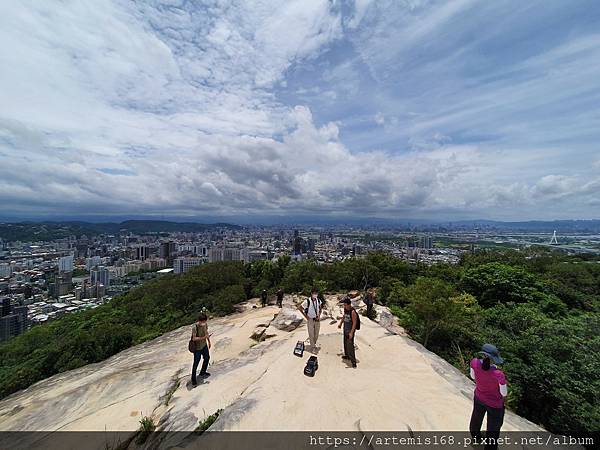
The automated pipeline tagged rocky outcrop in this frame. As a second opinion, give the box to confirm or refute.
[270,306,304,331]
[0,295,570,450]
[373,304,407,336]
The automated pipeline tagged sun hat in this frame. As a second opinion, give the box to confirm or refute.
[480,343,504,364]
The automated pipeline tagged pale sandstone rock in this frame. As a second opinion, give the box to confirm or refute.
[271,306,304,332]
[0,295,566,450]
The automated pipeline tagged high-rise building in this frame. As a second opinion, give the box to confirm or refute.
[0,263,12,278]
[178,244,209,257]
[293,230,302,255]
[86,256,102,271]
[173,257,204,274]
[419,236,433,249]
[135,245,147,261]
[83,280,105,300]
[160,242,177,266]
[208,247,249,263]
[1,297,10,317]
[56,273,72,298]
[58,255,74,273]
[0,298,28,342]
[91,266,110,287]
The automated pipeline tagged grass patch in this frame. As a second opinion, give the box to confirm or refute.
[162,370,182,406]
[195,409,223,435]
[135,415,156,445]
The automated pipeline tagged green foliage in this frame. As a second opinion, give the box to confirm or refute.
[542,262,600,311]
[376,276,401,305]
[460,262,542,306]
[477,305,600,436]
[365,252,418,285]
[138,416,155,432]
[136,416,155,444]
[72,268,89,277]
[280,260,321,294]
[196,409,223,434]
[396,277,480,347]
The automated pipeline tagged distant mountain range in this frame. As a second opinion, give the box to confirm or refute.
[0,220,241,242]
[1,218,600,243]
[448,219,600,233]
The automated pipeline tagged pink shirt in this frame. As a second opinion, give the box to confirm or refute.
[470,358,506,409]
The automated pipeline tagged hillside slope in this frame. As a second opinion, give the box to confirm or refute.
[0,295,555,449]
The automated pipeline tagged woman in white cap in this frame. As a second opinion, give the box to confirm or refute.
[469,343,507,450]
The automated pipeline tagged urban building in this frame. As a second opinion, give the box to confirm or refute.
[208,247,249,263]
[419,236,433,249]
[178,244,208,257]
[86,256,102,271]
[293,230,302,255]
[160,241,177,266]
[0,263,12,278]
[91,266,110,287]
[173,257,204,274]
[0,297,28,342]
[135,244,147,261]
[58,255,74,273]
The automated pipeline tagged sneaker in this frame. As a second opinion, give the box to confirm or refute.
[191,380,197,387]
[352,362,357,368]
[199,372,211,378]
[341,355,350,360]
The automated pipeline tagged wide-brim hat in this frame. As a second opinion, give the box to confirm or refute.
[480,343,504,364]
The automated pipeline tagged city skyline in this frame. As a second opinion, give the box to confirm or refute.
[1,1,600,221]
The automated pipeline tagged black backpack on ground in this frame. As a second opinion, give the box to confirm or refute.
[304,356,318,377]
[294,341,305,357]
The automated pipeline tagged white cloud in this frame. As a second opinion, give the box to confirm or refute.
[0,0,599,221]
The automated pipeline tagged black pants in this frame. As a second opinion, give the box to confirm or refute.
[343,332,356,364]
[191,345,210,383]
[469,397,505,450]
[366,303,373,318]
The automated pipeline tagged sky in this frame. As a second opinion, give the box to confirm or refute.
[1,0,599,223]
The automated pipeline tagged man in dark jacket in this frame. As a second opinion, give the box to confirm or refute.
[338,297,358,368]
[261,289,267,307]
[364,290,374,319]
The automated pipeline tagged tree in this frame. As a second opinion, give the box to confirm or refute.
[460,262,541,307]
[398,277,479,347]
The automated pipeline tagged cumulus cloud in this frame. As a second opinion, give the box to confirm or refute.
[0,0,599,221]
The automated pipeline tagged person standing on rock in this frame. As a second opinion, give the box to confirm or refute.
[338,297,358,368]
[298,287,322,352]
[261,289,268,307]
[276,288,284,308]
[191,313,211,386]
[469,344,507,450]
[364,290,374,319]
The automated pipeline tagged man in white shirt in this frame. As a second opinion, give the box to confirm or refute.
[298,288,322,352]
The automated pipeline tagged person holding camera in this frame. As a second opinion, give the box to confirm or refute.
[298,287,322,352]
